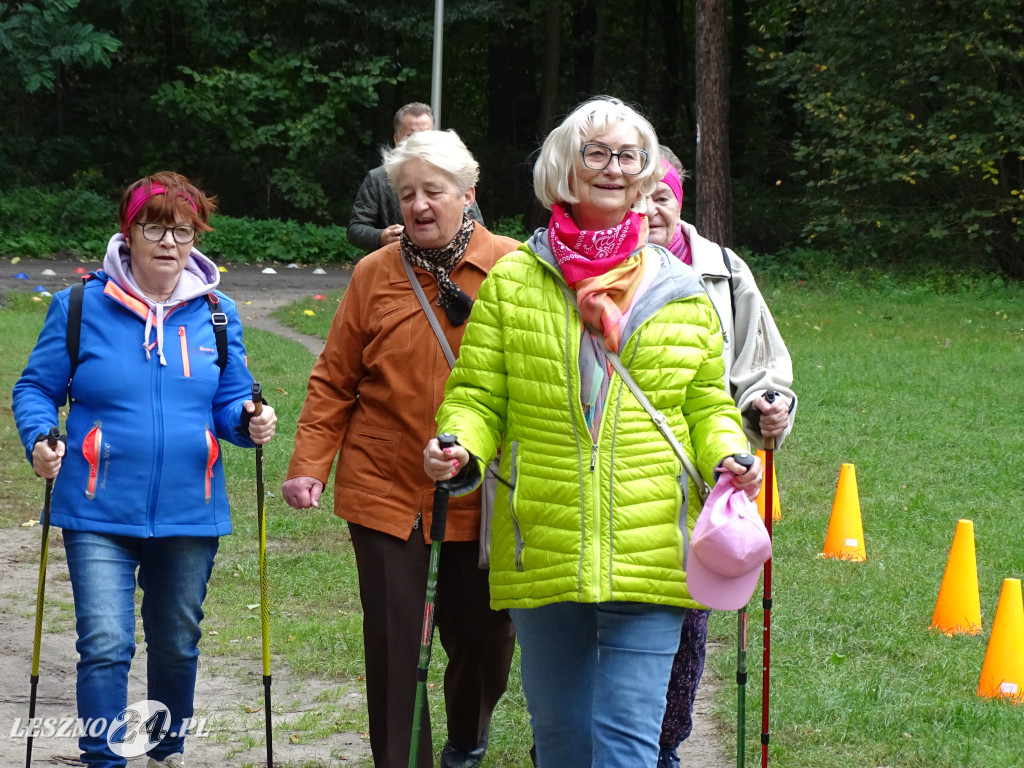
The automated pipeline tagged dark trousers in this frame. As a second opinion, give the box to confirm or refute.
[348,522,516,768]
[659,608,710,749]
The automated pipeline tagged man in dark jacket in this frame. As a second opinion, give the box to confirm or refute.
[347,102,485,254]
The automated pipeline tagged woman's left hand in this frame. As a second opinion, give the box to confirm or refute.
[245,401,277,444]
[718,453,763,500]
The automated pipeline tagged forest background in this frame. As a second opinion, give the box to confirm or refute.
[0,0,1022,276]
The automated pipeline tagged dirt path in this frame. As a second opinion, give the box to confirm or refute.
[0,528,372,767]
[1,255,733,768]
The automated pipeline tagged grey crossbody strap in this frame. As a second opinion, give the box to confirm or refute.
[557,281,710,504]
[402,254,456,368]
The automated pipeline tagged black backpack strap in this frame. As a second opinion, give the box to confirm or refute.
[66,278,86,405]
[720,245,737,321]
[206,293,228,374]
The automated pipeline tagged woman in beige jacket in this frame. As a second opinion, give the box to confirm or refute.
[647,147,796,768]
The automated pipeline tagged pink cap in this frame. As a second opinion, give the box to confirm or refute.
[686,473,771,610]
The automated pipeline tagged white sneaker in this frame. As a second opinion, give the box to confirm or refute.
[147,754,185,768]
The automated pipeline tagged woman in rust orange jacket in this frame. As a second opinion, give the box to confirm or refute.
[281,129,518,768]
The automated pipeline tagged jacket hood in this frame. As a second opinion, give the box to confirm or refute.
[102,233,222,366]
[103,233,221,302]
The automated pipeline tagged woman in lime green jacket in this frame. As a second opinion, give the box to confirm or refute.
[424,96,762,768]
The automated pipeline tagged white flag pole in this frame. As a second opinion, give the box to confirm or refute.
[431,0,444,128]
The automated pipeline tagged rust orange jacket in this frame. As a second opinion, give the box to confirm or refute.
[286,224,519,542]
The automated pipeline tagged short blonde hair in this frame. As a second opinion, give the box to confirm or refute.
[382,129,479,194]
[533,96,661,209]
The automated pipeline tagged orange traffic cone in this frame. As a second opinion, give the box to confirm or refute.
[977,578,1024,702]
[756,449,781,522]
[822,463,865,561]
[930,519,982,635]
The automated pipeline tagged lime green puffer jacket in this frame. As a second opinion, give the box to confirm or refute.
[436,233,748,610]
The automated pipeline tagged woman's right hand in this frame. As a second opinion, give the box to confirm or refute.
[281,476,324,509]
[423,438,469,482]
[32,437,65,479]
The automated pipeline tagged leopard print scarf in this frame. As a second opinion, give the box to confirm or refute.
[401,213,476,326]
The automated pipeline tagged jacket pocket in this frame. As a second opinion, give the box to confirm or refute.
[338,428,401,497]
[82,421,103,500]
[205,428,220,503]
[678,480,690,570]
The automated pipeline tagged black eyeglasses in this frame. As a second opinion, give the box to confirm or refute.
[137,222,196,244]
[580,143,649,175]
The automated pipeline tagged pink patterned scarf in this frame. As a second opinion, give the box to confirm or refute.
[548,203,649,352]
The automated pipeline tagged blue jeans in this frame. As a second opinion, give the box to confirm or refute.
[511,601,685,768]
[63,530,219,768]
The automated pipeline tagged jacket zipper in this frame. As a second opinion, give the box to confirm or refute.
[205,427,219,503]
[179,326,190,377]
[558,289,595,599]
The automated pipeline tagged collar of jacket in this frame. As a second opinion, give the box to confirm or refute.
[97,271,188,324]
[679,219,731,280]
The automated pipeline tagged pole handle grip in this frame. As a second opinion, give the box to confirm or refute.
[733,452,756,470]
[763,390,778,451]
[46,426,59,449]
[251,382,263,417]
[430,434,457,542]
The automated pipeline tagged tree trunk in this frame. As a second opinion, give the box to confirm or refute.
[487,17,539,218]
[695,0,732,245]
[540,0,562,134]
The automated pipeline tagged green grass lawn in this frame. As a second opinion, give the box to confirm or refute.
[3,271,1023,768]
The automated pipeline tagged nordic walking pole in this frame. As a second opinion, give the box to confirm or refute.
[737,607,748,768]
[26,425,60,768]
[760,391,778,768]
[731,451,755,768]
[252,382,273,768]
[409,433,456,768]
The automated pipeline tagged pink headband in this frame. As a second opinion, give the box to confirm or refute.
[122,184,199,235]
[659,159,684,210]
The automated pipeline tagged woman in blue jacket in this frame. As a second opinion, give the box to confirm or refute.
[13,171,277,768]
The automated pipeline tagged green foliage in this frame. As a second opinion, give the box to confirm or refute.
[750,0,1024,275]
[0,185,114,258]
[1,0,1022,279]
[152,46,405,219]
[487,214,531,242]
[0,186,361,264]
[0,0,120,93]
[203,216,362,265]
